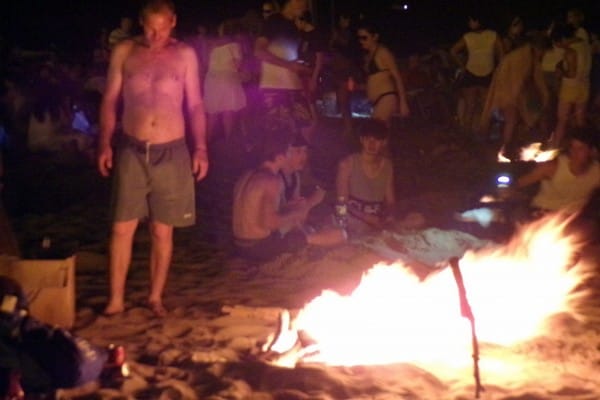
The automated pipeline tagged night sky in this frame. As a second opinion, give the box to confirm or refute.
[3,0,600,56]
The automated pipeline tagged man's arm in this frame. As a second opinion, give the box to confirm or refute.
[516,160,558,189]
[183,44,208,181]
[261,176,304,231]
[532,55,550,110]
[561,47,577,79]
[254,36,311,75]
[97,41,129,177]
[450,37,467,69]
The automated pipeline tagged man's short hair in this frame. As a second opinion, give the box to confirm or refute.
[571,126,599,151]
[260,131,292,163]
[357,119,389,140]
[140,0,176,19]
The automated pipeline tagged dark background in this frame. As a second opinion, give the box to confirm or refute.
[3,0,600,57]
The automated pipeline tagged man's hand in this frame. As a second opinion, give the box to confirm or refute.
[308,186,326,207]
[97,146,113,177]
[192,149,209,181]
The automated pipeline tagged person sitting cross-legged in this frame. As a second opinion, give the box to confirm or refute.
[232,132,346,262]
[336,119,424,235]
[279,133,326,229]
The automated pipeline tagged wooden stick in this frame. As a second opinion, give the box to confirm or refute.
[449,257,484,399]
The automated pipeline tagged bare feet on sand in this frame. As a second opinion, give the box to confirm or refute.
[148,300,167,318]
[102,302,125,316]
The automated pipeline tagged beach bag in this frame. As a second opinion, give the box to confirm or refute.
[20,318,107,388]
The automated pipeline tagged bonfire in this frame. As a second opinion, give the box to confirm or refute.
[261,213,593,397]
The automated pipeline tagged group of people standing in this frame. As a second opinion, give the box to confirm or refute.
[97,0,419,317]
[95,0,599,319]
[451,8,598,159]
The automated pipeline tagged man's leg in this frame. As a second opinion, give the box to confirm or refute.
[574,101,587,128]
[104,219,138,315]
[501,105,518,155]
[551,100,573,148]
[148,221,174,317]
[462,87,477,135]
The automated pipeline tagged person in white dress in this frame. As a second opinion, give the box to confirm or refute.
[204,20,247,142]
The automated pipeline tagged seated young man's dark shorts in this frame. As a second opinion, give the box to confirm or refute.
[234,229,307,262]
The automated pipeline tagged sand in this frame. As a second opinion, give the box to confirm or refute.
[4,122,600,399]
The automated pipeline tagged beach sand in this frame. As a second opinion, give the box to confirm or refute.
[4,121,600,399]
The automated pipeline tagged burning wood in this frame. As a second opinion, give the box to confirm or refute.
[449,257,484,399]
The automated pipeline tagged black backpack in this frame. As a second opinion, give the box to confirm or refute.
[1,276,107,390]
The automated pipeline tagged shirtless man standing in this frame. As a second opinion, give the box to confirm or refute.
[98,0,208,317]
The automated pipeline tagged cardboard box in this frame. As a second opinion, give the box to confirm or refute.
[0,255,76,328]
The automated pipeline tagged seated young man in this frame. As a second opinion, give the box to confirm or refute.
[279,133,326,231]
[515,126,599,215]
[336,119,395,233]
[232,133,345,262]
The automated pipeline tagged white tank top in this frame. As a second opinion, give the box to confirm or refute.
[464,30,498,77]
[562,40,592,87]
[532,155,600,211]
[207,42,241,73]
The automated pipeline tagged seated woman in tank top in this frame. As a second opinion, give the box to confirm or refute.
[336,119,395,232]
[357,22,410,127]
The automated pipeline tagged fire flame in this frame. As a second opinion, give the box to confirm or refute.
[267,213,591,371]
[498,143,559,163]
[497,150,511,163]
[520,142,559,162]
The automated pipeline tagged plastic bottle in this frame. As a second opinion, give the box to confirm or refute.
[334,196,348,228]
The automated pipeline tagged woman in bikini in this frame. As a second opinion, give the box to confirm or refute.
[357,22,409,127]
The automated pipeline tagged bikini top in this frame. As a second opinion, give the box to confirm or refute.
[366,47,388,76]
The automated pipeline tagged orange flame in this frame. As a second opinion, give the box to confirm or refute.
[497,150,511,163]
[519,142,559,162]
[270,213,591,371]
[498,143,559,163]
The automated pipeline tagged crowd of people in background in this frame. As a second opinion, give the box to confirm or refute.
[0,3,598,397]
[1,0,599,305]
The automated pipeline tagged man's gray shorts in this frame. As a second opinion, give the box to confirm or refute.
[110,135,196,227]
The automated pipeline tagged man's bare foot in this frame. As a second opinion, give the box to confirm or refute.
[102,303,125,316]
[148,300,167,318]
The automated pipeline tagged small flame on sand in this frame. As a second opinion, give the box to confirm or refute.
[267,213,591,371]
[520,142,559,162]
[497,150,511,163]
[498,143,559,163]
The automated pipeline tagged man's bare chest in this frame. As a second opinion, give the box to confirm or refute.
[124,51,185,90]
